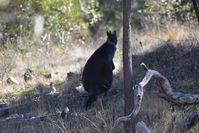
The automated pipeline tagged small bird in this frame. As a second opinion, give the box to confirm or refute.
[48,82,56,95]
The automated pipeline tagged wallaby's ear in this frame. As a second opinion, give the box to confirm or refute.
[106,31,111,36]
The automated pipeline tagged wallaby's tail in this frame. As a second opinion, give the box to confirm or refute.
[85,95,97,110]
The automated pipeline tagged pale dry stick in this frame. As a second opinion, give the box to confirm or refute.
[110,63,155,133]
[110,63,153,133]
[136,121,152,133]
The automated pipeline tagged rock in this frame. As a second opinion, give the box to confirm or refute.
[44,73,53,79]
[6,77,19,85]
[24,68,34,82]
[61,106,70,119]
[67,72,78,81]
[75,85,86,93]
[48,82,56,95]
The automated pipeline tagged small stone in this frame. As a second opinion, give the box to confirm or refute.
[6,77,19,85]
[67,72,77,81]
[24,68,34,82]
[44,73,53,79]
[48,82,56,95]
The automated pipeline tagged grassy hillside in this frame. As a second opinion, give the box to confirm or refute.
[0,22,198,133]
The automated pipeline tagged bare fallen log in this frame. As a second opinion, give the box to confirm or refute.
[110,63,199,133]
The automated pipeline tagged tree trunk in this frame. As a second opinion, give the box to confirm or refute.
[192,0,199,25]
[123,0,135,133]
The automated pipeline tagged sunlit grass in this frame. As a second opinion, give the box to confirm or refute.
[32,67,50,76]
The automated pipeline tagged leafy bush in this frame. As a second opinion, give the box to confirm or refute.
[136,0,197,25]
[1,0,198,44]
[2,0,103,42]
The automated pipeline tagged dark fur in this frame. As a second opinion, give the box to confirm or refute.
[82,31,117,109]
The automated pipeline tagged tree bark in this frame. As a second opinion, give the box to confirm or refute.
[192,0,199,25]
[123,0,135,133]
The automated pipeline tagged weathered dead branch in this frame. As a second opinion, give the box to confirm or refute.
[110,78,145,132]
[110,63,199,133]
[140,63,199,106]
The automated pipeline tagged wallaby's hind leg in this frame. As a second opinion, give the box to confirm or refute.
[85,96,97,110]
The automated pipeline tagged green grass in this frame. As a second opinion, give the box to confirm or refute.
[32,67,50,76]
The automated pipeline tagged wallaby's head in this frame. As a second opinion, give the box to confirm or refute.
[106,31,117,45]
